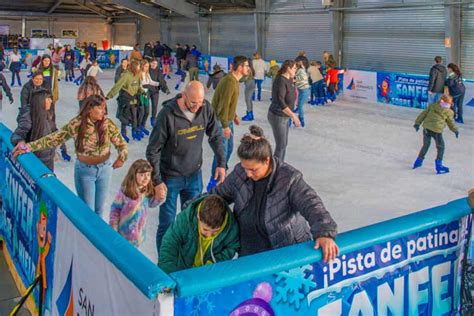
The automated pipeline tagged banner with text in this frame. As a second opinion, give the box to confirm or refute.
[0,145,58,315]
[377,72,430,109]
[175,216,471,315]
[51,210,160,315]
[343,70,377,103]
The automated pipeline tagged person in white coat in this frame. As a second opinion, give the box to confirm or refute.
[252,52,266,101]
[86,60,103,79]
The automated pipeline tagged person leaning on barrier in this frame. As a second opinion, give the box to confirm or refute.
[211,125,339,262]
[158,194,239,273]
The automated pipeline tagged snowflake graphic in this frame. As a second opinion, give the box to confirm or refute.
[273,264,317,310]
[185,289,221,316]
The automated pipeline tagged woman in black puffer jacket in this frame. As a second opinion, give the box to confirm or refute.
[211,125,339,261]
[11,89,56,171]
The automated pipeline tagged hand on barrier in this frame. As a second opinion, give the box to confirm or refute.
[112,159,124,169]
[214,167,226,185]
[154,183,168,203]
[314,237,339,263]
[12,142,30,159]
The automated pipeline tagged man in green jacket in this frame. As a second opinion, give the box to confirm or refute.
[158,195,240,274]
[207,56,250,191]
[413,94,459,174]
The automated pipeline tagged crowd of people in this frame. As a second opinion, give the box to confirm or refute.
[0,39,466,274]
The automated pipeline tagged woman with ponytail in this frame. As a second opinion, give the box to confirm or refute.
[211,125,338,261]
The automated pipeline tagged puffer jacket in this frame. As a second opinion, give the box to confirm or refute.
[211,158,337,250]
[159,194,240,274]
[11,108,56,170]
[428,64,447,93]
[415,102,458,134]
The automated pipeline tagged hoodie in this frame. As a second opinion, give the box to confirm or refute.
[146,95,225,185]
[158,194,240,273]
[428,64,447,94]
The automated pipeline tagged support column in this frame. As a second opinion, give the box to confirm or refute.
[159,15,171,46]
[445,1,461,65]
[136,16,141,45]
[21,16,26,37]
[255,0,269,58]
[110,22,115,48]
[329,0,343,67]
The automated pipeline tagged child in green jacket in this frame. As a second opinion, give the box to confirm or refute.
[413,94,459,174]
[158,195,239,274]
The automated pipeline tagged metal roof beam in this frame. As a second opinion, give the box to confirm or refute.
[110,0,161,20]
[75,0,111,18]
[148,0,198,18]
[0,10,107,18]
[47,0,64,14]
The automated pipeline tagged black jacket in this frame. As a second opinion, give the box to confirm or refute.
[11,108,56,170]
[114,66,126,83]
[148,68,169,94]
[428,64,447,93]
[0,73,13,101]
[211,158,337,251]
[146,95,225,185]
[20,80,48,109]
[153,45,165,58]
[175,47,185,60]
[143,44,154,59]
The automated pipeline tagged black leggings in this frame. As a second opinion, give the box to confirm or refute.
[150,92,160,121]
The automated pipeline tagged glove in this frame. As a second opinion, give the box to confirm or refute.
[166,89,171,95]
[9,96,14,104]
[455,131,459,139]
[414,124,420,132]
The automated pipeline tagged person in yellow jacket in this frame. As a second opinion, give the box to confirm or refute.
[413,94,459,174]
[106,60,144,142]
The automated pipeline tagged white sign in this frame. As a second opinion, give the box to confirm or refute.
[51,211,168,316]
[462,81,474,108]
[342,70,377,103]
[210,56,229,72]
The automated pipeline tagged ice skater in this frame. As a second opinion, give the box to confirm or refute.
[412,95,459,174]
[109,159,159,248]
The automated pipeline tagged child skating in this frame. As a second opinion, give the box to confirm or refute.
[412,95,459,174]
[109,159,160,248]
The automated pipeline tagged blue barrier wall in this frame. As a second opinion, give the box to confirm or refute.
[0,121,471,315]
[0,123,175,301]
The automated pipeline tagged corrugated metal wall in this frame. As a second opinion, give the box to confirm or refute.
[169,16,208,52]
[342,8,446,74]
[210,14,256,57]
[461,4,474,79]
[265,0,331,61]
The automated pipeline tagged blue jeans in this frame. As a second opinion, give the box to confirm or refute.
[253,79,263,101]
[311,80,325,101]
[156,169,203,252]
[297,88,310,120]
[211,121,234,176]
[428,92,442,105]
[74,159,112,218]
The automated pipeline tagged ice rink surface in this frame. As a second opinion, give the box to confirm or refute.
[1,69,473,261]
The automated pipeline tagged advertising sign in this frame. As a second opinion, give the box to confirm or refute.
[377,72,429,109]
[343,70,377,102]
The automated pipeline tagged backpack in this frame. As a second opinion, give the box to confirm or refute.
[447,76,465,97]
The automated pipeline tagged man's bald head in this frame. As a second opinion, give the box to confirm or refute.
[185,81,205,97]
[183,81,205,113]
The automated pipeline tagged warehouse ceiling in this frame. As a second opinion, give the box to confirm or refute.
[0,0,256,19]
